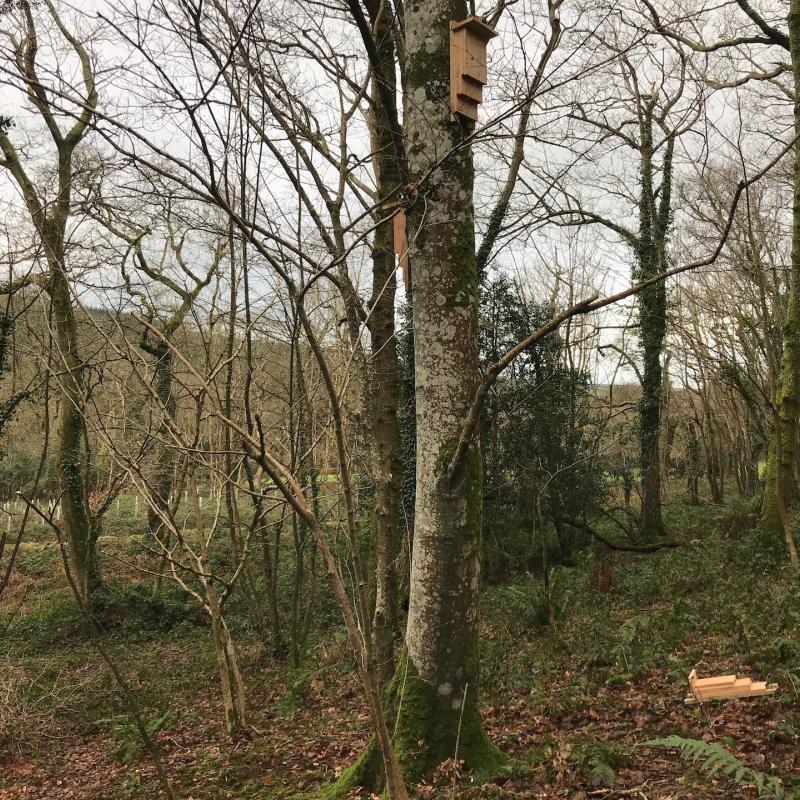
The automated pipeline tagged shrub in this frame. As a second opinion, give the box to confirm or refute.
[91,580,204,633]
[0,663,92,755]
[274,668,313,717]
[95,709,175,764]
[570,740,631,789]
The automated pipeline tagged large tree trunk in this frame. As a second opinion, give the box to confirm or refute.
[763,3,800,550]
[391,0,504,779]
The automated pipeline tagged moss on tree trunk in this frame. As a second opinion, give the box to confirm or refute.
[315,648,504,799]
[364,0,404,686]
[388,651,504,782]
[762,0,800,554]
[51,252,99,603]
[317,0,505,794]
[634,113,672,541]
[395,0,503,785]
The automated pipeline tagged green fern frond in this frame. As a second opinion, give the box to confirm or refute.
[647,736,792,799]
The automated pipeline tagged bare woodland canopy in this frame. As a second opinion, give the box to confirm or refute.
[1,0,800,798]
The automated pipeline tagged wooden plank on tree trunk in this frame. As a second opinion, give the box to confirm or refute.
[393,209,409,290]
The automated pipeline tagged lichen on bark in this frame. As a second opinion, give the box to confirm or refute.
[311,1,505,795]
[401,0,504,785]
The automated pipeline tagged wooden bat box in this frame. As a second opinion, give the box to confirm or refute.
[450,16,497,122]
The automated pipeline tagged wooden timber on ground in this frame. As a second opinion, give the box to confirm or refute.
[685,669,778,704]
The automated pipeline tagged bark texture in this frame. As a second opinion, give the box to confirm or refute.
[145,345,175,559]
[51,244,99,601]
[396,0,503,778]
[0,3,99,602]
[635,115,673,541]
[364,0,403,686]
[763,0,800,550]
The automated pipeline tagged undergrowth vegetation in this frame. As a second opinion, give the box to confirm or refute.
[482,502,800,700]
[2,500,799,798]
[648,736,796,799]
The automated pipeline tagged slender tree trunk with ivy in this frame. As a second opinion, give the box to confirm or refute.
[763,1,800,551]
[635,114,673,541]
[51,252,100,601]
[0,311,30,602]
[0,3,100,603]
[686,420,701,506]
[546,93,676,542]
[364,0,404,686]
[398,302,417,543]
[146,345,176,580]
[0,313,26,439]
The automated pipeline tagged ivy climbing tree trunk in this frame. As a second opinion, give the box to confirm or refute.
[686,419,701,506]
[51,253,100,602]
[763,0,800,551]
[535,59,680,542]
[392,0,504,779]
[0,1,100,603]
[635,113,673,541]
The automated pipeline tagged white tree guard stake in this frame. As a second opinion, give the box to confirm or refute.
[686,669,778,703]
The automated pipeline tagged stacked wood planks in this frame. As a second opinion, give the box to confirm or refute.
[685,669,778,703]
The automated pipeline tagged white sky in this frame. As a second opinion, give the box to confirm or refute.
[0,0,794,388]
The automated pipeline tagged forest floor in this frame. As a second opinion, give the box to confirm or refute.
[1,499,799,799]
